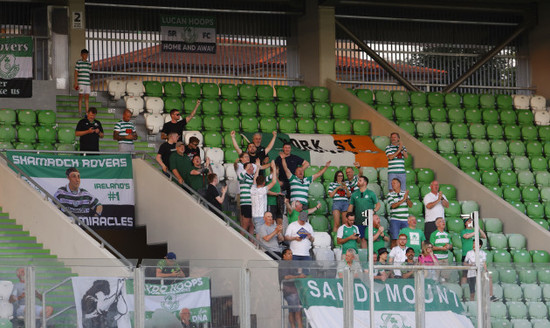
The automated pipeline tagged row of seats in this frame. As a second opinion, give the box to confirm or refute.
[351,88,547,112]
[0,141,75,151]
[109,80,332,102]
[0,109,56,127]
[422,139,550,158]
[0,126,75,144]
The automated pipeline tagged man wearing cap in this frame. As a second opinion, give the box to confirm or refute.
[74,48,91,116]
[284,210,315,261]
[54,167,103,217]
[161,100,200,141]
[156,252,185,279]
[170,141,192,186]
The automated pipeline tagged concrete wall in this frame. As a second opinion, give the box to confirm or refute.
[327,79,550,252]
[132,159,281,328]
[529,1,550,100]
[1,80,58,109]
[0,159,129,277]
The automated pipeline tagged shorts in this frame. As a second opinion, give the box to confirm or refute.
[252,216,264,233]
[283,292,301,313]
[268,204,283,220]
[389,220,409,239]
[467,277,477,294]
[78,85,91,94]
[16,305,43,317]
[240,205,252,218]
[332,200,349,212]
[357,225,366,239]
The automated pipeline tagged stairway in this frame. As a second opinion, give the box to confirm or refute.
[55,95,157,153]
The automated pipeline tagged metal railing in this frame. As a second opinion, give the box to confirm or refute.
[338,80,537,94]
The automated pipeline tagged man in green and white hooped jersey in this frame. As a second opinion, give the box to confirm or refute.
[430,217,453,281]
[386,178,412,248]
[385,132,408,191]
[113,109,137,152]
[281,153,330,209]
[74,48,92,117]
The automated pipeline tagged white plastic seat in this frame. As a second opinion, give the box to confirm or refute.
[226,179,239,199]
[312,232,331,248]
[534,110,550,126]
[183,131,203,147]
[126,80,144,97]
[163,113,174,123]
[0,280,14,320]
[125,96,144,117]
[210,163,225,180]
[224,163,237,181]
[513,94,530,110]
[531,95,547,111]
[333,248,342,260]
[313,248,335,262]
[108,80,126,100]
[144,113,164,134]
[145,97,164,114]
[204,147,224,164]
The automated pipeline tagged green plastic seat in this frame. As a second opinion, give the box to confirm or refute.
[513,156,530,171]
[0,125,16,142]
[490,302,508,320]
[438,139,455,154]
[462,93,480,109]
[528,301,547,319]
[145,81,163,97]
[182,82,201,98]
[322,166,339,182]
[316,119,334,134]
[0,141,14,149]
[541,187,550,203]
[465,108,482,124]
[221,100,239,116]
[164,97,183,112]
[409,200,423,217]
[335,120,352,135]
[186,116,202,130]
[491,140,508,155]
[479,94,496,109]
[486,124,504,140]
[517,109,534,125]
[468,123,486,139]
[398,121,416,136]
[224,148,239,163]
[504,125,521,141]
[219,83,238,99]
[352,120,370,136]
[484,218,503,233]
[311,86,329,103]
[241,117,259,133]
[391,90,409,105]
[310,215,329,232]
[434,122,451,138]
[508,140,526,156]
[477,155,495,170]
[278,118,297,133]
[451,123,469,139]
[500,170,517,186]
[519,269,538,285]
[427,92,444,107]
[17,109,36,126]
[503,186,521,202]
[446,217,464,233]
[275,85,294,101]
[37,126,56,144]
[445,200,461,217]
[538,126,550,142]
[531,157,548,172]
[17,126,36,143]
[258,101,276,117]
[200,83,219,99]
[260,117,278,133]
[487,185,504,197]
[521,126,538,141]
[374,90,391,105]
[538,173,550,189]
[222,117,240,132]
[440,184,457,200]
[294,86,312,102]
[257,85,274,101]
[461,200,479,215]
[239,84,257,100]
[447,108,465,123]
[277,101,295,117]
[455,139,473,155]
[490,233,508,250]
[376,105,394,120]
[508,233,527,251]
[473,139,490,155]
[223,131,241,148]
[482,108,499,124]
[310,199,328,215]
[201,99,220,115]
[373,136,390,150]
[56,143,75,151]
[464,169,481,182]
[545,142,550,157]
[394,105,412,122]
[518,170,535,187]
[493,249,512,263]
[497,94,513,110]
[297,118,315,134]
[239,100,257,117]
[405,184,420,200]
[527,202,545,220]
[203,132,223,148]
[499,109,517,126]
[521,186,540,202]
[503,285,524,302]
[416,121,433,138]
[0,108,16,125]
[429,107,447,122]
[410,91,426,106]
[35,143,54,150]
[481,170,499,186]
[57,128,75,144]
[499,268,518,283]
[416,168,435,185]
[412,106,430,121]
[298,102,314,118]
[183,98,202,115]
[162,81,182,97]
[355,89,374,105]
[527,141,543,156]
[510,201,526,213]
[308,181,325,199]
[304,166,320,178]
[203,116,222,132]
[332,103,349,119]
[444,92,461,108]
[36,110,56,127]
[532,250,550,263]
[16,142,34,150]
[421,138,438,151]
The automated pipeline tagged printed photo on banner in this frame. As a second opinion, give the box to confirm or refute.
[7,152,135,229]
[72,277,130,328]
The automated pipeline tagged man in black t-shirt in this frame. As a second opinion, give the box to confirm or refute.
[205,173,227,213]
[160,100,200,141]
[156,132,178,174]
[184,136,201,160]
[75,107,104,152]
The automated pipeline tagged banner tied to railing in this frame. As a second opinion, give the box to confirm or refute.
[71,277,211,328]
[7,152,135,229]
[294,278,474,328]
[0,37,33,97]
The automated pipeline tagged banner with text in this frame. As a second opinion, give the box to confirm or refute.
[7,152,135,229]
[294,278,473,328]
[160,15,216,54]
[0,37,33,97]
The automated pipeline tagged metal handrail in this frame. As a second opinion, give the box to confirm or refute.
[42,277,74,325]
[92,70,302,83]
[0,150,132,267]
[337,79,537,92]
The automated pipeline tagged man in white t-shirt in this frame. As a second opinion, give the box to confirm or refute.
[423,180,449,241]
[388,234,408,277]
[284,214,315,262]
[251,161,278,232]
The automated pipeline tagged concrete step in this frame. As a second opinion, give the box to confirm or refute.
[56,95,97,102]
[0,242,43,249]
[0,231,29,236]
[57,116,119,124]
[0,218,17,225]
[0,248,51,255]
[56,100,103,107]
[0,224,22,230]
[0,236,37,243]
[57,105,110,113]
